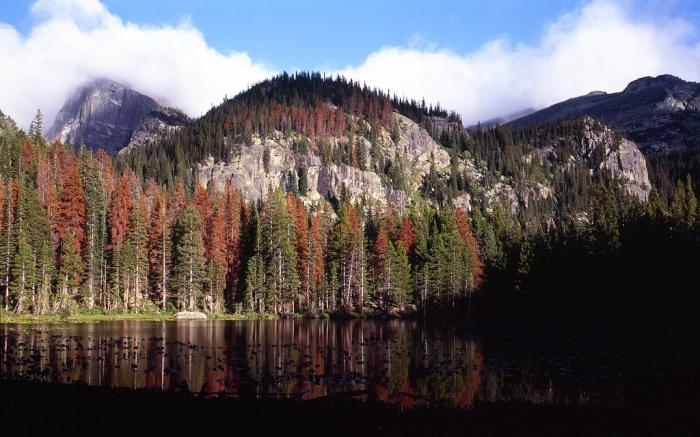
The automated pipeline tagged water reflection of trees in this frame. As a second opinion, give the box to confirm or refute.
[1,320,607,409]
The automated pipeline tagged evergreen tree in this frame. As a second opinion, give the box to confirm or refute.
[10,230,34,313]
[80,151,107,309]
[261,188,299,313]
[148,186,170,310]
[244,214,264,312]
[171,205,205,311]
[206,194,227,313]
[56,230,84,313]
[28,109,43,143]
[128,190,148,311]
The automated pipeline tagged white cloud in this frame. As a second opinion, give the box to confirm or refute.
[1,0,698,131]
[337,0,700,125]
[0,0,275,129]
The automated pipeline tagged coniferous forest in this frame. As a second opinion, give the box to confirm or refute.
[0,74,698,318]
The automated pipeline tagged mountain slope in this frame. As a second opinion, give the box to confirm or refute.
[120,73,650,231]
[508,75,700,152]
[119,106,190,155]
[46,79,161,153]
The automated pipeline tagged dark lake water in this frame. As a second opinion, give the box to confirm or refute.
[2,318,698,409]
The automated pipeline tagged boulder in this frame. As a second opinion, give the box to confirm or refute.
[174,311,207,320]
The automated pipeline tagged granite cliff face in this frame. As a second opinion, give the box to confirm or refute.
[119,107,189,155]
[197,113,478,208]
[571,117,650,200]
[47,79,164,153]
[484,117,651,213]
[508,75,700,153]
[196,111,648,215]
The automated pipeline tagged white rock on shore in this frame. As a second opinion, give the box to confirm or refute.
[174,311,208,320]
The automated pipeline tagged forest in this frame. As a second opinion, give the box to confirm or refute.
[0,114,482,315]
[0,73,698,317]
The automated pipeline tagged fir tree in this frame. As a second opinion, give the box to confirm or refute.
[171,205,205,311]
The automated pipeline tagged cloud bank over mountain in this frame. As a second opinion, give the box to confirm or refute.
[0,0,698,129]
[337,0,700,125]
[0,0,275,129]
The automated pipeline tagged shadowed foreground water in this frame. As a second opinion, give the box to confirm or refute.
[2,318,698,410]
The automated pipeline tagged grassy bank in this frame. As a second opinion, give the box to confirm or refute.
[0,310,176,324]
[0,310,284,324]
[0,309,361,324]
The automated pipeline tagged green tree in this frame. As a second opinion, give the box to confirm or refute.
[171,205,205,311]
[244,215,265,312]
[56,230,84,313]
[80,151,107,309]
[261,189,299,313]
[10,231,34,313]
[28,109,43,143]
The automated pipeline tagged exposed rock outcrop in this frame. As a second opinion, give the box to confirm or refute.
[119,107,189,155]
[46,78,160,153]
[196,113,473,209]
[509,74,700,153]
[174,311,207,320]
[521,117,650,201]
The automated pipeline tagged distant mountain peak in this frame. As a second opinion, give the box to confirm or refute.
[622,74,685,94]
[508,74,700,153]
[46,78,160,153]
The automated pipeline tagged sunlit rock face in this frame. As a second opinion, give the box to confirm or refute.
[509,74,700,153]
[196,113,479,209]
[47,78,160,153]
[119,107,189,155]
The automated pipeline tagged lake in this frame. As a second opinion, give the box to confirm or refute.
[2,317,698,410]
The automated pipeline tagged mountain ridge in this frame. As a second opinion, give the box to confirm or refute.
[507,74,700,153]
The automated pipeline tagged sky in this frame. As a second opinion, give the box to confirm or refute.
[1,0,699,129]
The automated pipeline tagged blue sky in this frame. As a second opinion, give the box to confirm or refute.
[1,0,699,128]
[3,0,698,71]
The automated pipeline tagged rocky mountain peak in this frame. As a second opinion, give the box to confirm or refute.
[46,78,160,153]
[508,74,700,153]
[622,74,685,94]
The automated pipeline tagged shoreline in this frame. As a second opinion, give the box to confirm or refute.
[0,310,404,324]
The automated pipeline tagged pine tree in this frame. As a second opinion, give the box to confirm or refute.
[206,194,227,313]
[289,194,310,310]
[388,242,411,307]
[35,239,54,314]
[334,202,364,310]
[455,208,483,295]
[261,188,299,313]
[224,183,241,309]
[56,230,84,313]
[397,215,416,257]
[685,175,697,230]
[14,180,53,313]
[10,230,34,313]
[128,189,148,311]
[171,205,205,311]
[244,214,265,312]
[57,156,86,254]
[108,173,132,310]
[0,179,16,311]
[309,210,325,311]
[80,151,107,309]
[28,109,43,143]
[148,186,170,310]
